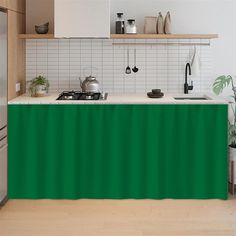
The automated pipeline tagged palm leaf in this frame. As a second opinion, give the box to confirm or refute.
[229,135,236,146]
[213,75,231,95]
[229,124,236,134]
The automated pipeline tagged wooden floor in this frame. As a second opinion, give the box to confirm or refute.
[0,198,236,236]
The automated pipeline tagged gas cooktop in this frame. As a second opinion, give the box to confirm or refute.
[57,91,108,101]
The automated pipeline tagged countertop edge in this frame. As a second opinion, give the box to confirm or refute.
[8,93,228,105]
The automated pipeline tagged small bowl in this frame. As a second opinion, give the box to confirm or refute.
[35,22,49,34]
[147,92,164,99]
[152,89,161,95]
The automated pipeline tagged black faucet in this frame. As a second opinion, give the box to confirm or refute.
[184,63,193,94]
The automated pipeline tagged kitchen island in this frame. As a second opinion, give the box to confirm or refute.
[8,94,228,199]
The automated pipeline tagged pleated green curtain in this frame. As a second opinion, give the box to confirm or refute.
[8,105,228,199]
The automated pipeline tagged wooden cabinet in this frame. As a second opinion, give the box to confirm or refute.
[0,0,25,12]
[8,10,25,100]
[26,0,54,34]
[0,0,26,99]
[26,0,110,37]
[7,0,25,13]
[55,0,110,38]
[0,0,7,8]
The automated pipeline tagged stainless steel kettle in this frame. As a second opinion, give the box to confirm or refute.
[79,76,100,93]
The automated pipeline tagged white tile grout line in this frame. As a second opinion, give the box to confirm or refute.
[79,39,81,79]
[156,39,158,90]
[167,39,169,92]
[90,39,92,75]
[102,40,104,89]
[68,40,70,89]
[36,40,38,76]
[112,39,115,93]
[57,39,59,92]
[145,39,147,92]
[178,39,180,92]
[47,39,48,80]
[134,39,137,93]
[122,41,125,94]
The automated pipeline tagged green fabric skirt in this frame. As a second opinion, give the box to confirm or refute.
[8,105,228,199]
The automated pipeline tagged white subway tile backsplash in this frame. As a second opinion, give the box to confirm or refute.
[26,39,213,94]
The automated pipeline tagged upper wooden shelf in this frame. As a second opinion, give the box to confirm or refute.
[19,34,219,40]
[19,34,55,39]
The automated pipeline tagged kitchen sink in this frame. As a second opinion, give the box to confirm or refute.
[174,97,209,100]
[173,94,212,100]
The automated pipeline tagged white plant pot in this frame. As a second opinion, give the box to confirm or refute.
[228,146,236,184]
[35,85,47,97]
[30,85,47,97]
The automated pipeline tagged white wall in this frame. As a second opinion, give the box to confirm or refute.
[25,0,236,95]
[111,0,236,78]
[27,0,236,76]
[26,0,236,78]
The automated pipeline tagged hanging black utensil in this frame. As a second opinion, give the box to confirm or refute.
[132,49,139,73]
[125,49,131,74]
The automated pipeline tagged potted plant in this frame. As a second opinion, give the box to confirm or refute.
[213,75,236,188]
[28,75,49,97]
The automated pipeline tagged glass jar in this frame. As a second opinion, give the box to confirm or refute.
[126,19,137,34]
[116,13,125,34]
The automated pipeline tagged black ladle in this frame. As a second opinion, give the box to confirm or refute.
[132,49,139,73]
[125,49,131,74]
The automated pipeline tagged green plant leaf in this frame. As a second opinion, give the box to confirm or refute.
[229,135,236,146]
[229,124,236,134]
[213,75,231,95]
[28,75,50,96]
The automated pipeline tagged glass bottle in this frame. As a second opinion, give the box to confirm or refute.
[116,13,125,34]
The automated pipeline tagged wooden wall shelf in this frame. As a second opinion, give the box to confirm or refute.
[19,34,55,39]
[19,34,219,40]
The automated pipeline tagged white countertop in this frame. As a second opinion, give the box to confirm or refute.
[8,93,227,105]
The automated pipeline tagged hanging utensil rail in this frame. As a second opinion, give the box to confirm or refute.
[112,42,210,46]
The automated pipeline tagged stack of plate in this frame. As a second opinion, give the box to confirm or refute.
[147,89,164,99]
